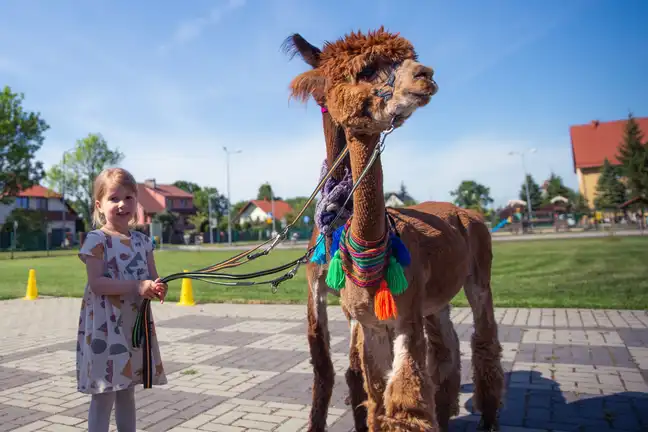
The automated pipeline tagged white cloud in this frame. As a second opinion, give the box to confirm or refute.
[157,0,247,54]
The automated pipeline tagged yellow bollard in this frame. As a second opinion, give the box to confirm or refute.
[24,269,38,300]
[177,270,195,306]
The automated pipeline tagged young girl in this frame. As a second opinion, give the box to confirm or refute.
[77,167,167,432]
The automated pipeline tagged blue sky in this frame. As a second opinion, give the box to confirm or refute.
[1,0,647,207]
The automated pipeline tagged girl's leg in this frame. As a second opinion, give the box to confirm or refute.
[88,392,116,432]
[114,387,137,431]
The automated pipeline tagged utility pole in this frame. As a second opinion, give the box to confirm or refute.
[509,148,537,224]
[223,146,242,245]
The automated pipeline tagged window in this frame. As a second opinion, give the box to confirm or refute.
[36,198,48,210]
[15,197,29,209]
[179,199,187,208]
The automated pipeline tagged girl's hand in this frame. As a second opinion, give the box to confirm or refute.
[153,278,168,303]
[138,280,159,300]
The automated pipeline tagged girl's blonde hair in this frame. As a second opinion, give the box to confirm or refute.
[92,167,139,228]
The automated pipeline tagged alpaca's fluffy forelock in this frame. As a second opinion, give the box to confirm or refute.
[319,27,418,83]
[287,27,418,106]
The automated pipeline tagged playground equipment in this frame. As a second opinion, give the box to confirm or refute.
[491,218,509,233]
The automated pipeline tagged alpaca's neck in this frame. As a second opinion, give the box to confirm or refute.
[347,132,386,242]
[322,111,349,181]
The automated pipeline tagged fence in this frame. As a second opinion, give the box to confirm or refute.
[0,226,316,259]
[0,230,79,260]
[196,227,313,245]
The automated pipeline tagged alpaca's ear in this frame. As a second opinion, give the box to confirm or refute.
[288,69,326,103]
[282,33,321,68]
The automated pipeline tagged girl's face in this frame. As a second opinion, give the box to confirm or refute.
[96,183,137,231]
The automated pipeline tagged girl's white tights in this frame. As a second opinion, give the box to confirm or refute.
[88,387,136,432]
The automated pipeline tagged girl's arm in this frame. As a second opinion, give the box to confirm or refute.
[147,251,168,302]
[85,256,147,296]
[147,251,160,281]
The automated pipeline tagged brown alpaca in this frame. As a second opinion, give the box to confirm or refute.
[286,28,504,431]
[282,34,369,432]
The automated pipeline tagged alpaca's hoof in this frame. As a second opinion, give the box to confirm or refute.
[477,416,500,431]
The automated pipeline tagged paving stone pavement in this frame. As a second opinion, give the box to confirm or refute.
[0,298,647,431]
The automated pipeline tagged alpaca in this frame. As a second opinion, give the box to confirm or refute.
[286,28,504,431]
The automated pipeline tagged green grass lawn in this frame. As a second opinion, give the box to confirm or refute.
[1,236,647,309]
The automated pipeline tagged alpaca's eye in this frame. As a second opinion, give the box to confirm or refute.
[357,66,377,80]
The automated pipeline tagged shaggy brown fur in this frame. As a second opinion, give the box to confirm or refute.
[284,33,368,432]
[285,28,504,431]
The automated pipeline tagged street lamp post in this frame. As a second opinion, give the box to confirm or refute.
[223,146,242,246]
[208,192,218,244]
[509,148,537,223]
[60,148,75,247]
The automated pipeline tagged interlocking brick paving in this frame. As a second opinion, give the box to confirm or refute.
[0,298,647,431]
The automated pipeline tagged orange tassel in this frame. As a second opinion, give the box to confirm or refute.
[374,280,398,320]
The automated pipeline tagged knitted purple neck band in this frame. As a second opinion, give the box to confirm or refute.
[315,158,353,236]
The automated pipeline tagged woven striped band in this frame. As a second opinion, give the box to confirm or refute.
[338,219,390,288]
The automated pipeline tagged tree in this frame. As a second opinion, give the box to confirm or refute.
[172,181,202,195]
[616,113,648,200]
[194,187,228,220]
[518,174,542,210]
[257,182,281,201]
[0,86,49,203]
[284,196,317,228]
[449,180,493,214]
[569,191,591,213]
[542,172,572,205]
[397,182,418,206]
[153,210,177,239]
[1,208,47,250]
[594,158,627,210]
[46,133,124,226]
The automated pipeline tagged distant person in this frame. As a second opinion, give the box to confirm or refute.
[76,167,168,432]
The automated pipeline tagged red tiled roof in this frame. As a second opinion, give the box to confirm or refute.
[140,183,192,198]
[137,185,165,213]
[247,199,294,220]
[16,185,61,198]
[570,117,648,172]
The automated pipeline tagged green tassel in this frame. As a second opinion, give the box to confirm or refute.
[325,250,346,290]
[385,256,408,295]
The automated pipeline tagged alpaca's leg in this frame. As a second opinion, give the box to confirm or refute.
[425,306,461,432]
[382,306,436,431]
[464,231,504,431]
[306,269,335,432]
[359,325,392,431]
[346,318,369,432]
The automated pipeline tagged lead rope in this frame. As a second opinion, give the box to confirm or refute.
[135,120,396,388]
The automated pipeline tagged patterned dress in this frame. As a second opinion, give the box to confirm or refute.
[76,229,167,394]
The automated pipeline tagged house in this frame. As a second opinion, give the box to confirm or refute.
[0,184,79,245]
[136,179,196,233]
[570,117,648,208]
[384,189,416,208]
[236,199,293,226]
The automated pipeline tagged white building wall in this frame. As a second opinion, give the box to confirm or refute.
[238,206,269,224]
[0,198,76,235]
